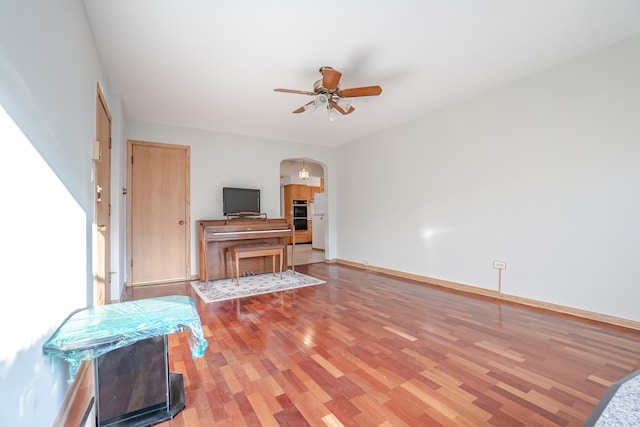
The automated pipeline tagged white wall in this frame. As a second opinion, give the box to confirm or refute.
[109,94,127,300]
[337,35,640,322]
[125,122,337,276]
[0,0,114,425]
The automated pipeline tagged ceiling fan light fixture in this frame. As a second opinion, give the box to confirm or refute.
[336,98,352,111]
[315,94,328,107]
[303,102,319,114]
[328,106,339,122]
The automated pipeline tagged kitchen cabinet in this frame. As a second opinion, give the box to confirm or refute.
[290,184,309,200]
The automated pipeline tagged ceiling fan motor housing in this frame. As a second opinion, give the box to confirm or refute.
[313,79,337,94]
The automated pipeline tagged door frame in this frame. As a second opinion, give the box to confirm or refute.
[279,157,328,257]
[94,83,112,305]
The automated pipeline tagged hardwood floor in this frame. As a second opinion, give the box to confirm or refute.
[124,264,640,426]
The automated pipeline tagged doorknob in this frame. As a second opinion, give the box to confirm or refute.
[179,220,185,225]
[97,224,106,232]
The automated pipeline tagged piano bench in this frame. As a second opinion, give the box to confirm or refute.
[228,243,285,285]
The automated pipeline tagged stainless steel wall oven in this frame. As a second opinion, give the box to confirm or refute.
[292,200,308,231]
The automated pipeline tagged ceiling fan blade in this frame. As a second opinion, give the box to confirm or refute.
[329,99,355,115]
[274,88,316,96]
[338,85,383,97]
[321,68,342,90]
[293,101,315,114]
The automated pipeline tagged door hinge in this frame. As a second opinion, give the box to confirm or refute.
[109,137,112,149]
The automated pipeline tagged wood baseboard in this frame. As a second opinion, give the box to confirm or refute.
[52,361,94,427]
[337,259,640,331]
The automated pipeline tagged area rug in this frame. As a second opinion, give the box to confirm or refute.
[190,270,326,303]
[585,369,640,426]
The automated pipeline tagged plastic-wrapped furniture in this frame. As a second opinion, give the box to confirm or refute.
[43,295,208,427]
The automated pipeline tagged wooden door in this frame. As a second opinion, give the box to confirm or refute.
[128,140,190,285]
[95,85,111,305]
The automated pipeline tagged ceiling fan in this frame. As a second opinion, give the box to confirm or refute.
[274,66,382,121]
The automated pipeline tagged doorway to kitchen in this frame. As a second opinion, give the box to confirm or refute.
[280,157,326,265]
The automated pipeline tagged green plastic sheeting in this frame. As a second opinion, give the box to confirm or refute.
[43,295,208,383]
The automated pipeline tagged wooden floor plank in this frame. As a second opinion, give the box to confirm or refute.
[120,263,640,426]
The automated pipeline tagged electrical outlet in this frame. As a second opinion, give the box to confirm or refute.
[493,260,506,270]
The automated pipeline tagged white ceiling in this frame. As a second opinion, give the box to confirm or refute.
[83,1,640,147]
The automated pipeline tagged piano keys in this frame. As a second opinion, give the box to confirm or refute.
[197,218,295,281]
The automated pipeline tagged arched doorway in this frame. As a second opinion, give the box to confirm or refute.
[280,157,326,265]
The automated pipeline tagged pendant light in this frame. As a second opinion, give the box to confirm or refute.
[298,159,310,180]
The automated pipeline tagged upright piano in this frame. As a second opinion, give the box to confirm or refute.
[197,217,295,281]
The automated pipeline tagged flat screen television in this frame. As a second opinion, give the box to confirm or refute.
[223,187,260,215]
